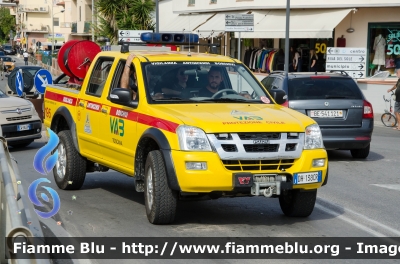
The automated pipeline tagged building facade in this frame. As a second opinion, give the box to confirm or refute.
[7,0,94,51]
[160,0,400,77]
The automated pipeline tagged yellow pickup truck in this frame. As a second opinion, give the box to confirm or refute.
[43,49,328,224]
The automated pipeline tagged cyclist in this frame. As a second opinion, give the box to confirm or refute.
[387,68,400,130]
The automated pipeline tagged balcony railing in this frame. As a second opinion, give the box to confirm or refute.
[22,23,49,33]
[61,22,72,28]
[18,5,49,13]
[71,22,77,33]
[84,21,92,34]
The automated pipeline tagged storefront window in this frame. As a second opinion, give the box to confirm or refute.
[368,22,400,77]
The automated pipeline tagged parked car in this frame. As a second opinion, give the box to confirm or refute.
[0,89,42,147]
[0,56,16,72]
[0,51,5,56]
[3,45,16,55]
[260,71,373,158]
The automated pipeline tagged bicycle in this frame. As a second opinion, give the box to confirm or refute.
[381,91,398,127]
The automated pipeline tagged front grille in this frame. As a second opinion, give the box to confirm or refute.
[237,132,281,140]
[285,143,297,151]
[222,159,295,171]
[221,144,237,152]
[243,144,279,152]
[6,115,32,121]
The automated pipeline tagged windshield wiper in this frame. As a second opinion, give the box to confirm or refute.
[152,97,196,102]
[200,98,249,102]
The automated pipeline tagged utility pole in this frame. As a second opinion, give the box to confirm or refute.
[155,0,159,33]
[284,0,290,77]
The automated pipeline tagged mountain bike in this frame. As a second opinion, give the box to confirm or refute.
[381,91,397,127]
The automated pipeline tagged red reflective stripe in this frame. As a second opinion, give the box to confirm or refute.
[45,91,77,106]
[110,107,179,133]
[86,101,101,112]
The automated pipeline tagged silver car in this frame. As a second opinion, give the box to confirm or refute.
[0,89,42,147]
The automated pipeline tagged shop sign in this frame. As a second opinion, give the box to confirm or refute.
[225,14,254,32]
[387,29,400,55]
[325,47,366,79]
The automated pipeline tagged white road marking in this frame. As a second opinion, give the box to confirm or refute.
[314,204,385,237]
[316,198,400,237]
[371,184,400,191]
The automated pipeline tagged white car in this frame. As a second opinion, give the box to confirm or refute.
[0,89,42,147]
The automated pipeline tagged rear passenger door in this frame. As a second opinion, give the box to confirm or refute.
[77,57,113,159]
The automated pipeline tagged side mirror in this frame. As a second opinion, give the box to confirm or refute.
[13,60,16,62]
[270,89,287,105]
[109,88,138,108]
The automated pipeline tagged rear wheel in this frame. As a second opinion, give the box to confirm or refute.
[381,113,397,127]
[279,189,317,217]
[53,130,87,190]
[350,144,370,159]
[144,150,177,224]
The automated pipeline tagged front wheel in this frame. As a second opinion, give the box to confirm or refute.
[144,150,177,224]
[279,189,317,217]
[381,113,397,127]
[53,130,87,190]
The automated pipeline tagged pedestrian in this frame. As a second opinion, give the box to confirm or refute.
[293,48,302,72]
[309,48,318,72]
[23,50,29,65]
[0,58,4,81]
[387,68,400,130]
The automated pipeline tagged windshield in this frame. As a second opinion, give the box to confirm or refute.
[143,62,273,104]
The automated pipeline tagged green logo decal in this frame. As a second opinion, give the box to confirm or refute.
[233,116,263,120]
[110,117,125,136]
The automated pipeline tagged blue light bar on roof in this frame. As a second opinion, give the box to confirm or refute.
[140,33,199,44]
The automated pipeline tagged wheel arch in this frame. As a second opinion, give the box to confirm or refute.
[51,106,80,152]
[134,127,180,191]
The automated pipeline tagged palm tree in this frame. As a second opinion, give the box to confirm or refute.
[95,0,155,44]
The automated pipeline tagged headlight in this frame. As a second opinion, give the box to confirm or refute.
[176,125,212,151]
[304,124,324,149]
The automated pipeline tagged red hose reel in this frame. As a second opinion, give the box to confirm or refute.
[58,40,101,84]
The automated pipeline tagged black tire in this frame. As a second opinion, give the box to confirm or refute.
[350,144,370,159]
[279,189,317,217]
[9,140,33,148]
[381,113,397,127]
[53,130,86,190]
[144,150,177,224]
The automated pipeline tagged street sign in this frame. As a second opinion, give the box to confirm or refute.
[36,41,42,47]
[118,30,152,44]
[225,14,254,32]
[326,47,367,55]
[15,70,23,97]
[325,47,367,79]
[34,69,53,94]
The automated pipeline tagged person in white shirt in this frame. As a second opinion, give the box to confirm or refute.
[23,50,29,65]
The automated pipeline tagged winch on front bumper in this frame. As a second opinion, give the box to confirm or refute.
[233,172,293,197]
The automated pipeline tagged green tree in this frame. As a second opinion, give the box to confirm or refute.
[95,0,155,44]
[0,7,16,43]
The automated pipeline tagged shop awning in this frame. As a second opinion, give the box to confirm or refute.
[236,9,352,39]
[160,13,217,33]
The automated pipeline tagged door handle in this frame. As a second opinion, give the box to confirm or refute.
[79,102,85,107]
[101,108,108,113]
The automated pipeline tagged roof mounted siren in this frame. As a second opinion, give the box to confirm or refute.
[140,33,199,45]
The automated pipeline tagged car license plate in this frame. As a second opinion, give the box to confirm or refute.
[17,124,31,131]
[293,171,322,184]
[310,110,343,118]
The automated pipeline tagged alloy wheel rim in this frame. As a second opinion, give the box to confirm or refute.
[56,143,66,179]
[146,168,154,209]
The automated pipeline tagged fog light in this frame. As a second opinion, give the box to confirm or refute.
[37,129,40,132]
[185,162,207,170]
[312,158,325,167]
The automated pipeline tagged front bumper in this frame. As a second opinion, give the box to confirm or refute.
[1,120,42,142]
[171,148,328,193]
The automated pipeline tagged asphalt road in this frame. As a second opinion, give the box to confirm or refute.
[2,55,400,263]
